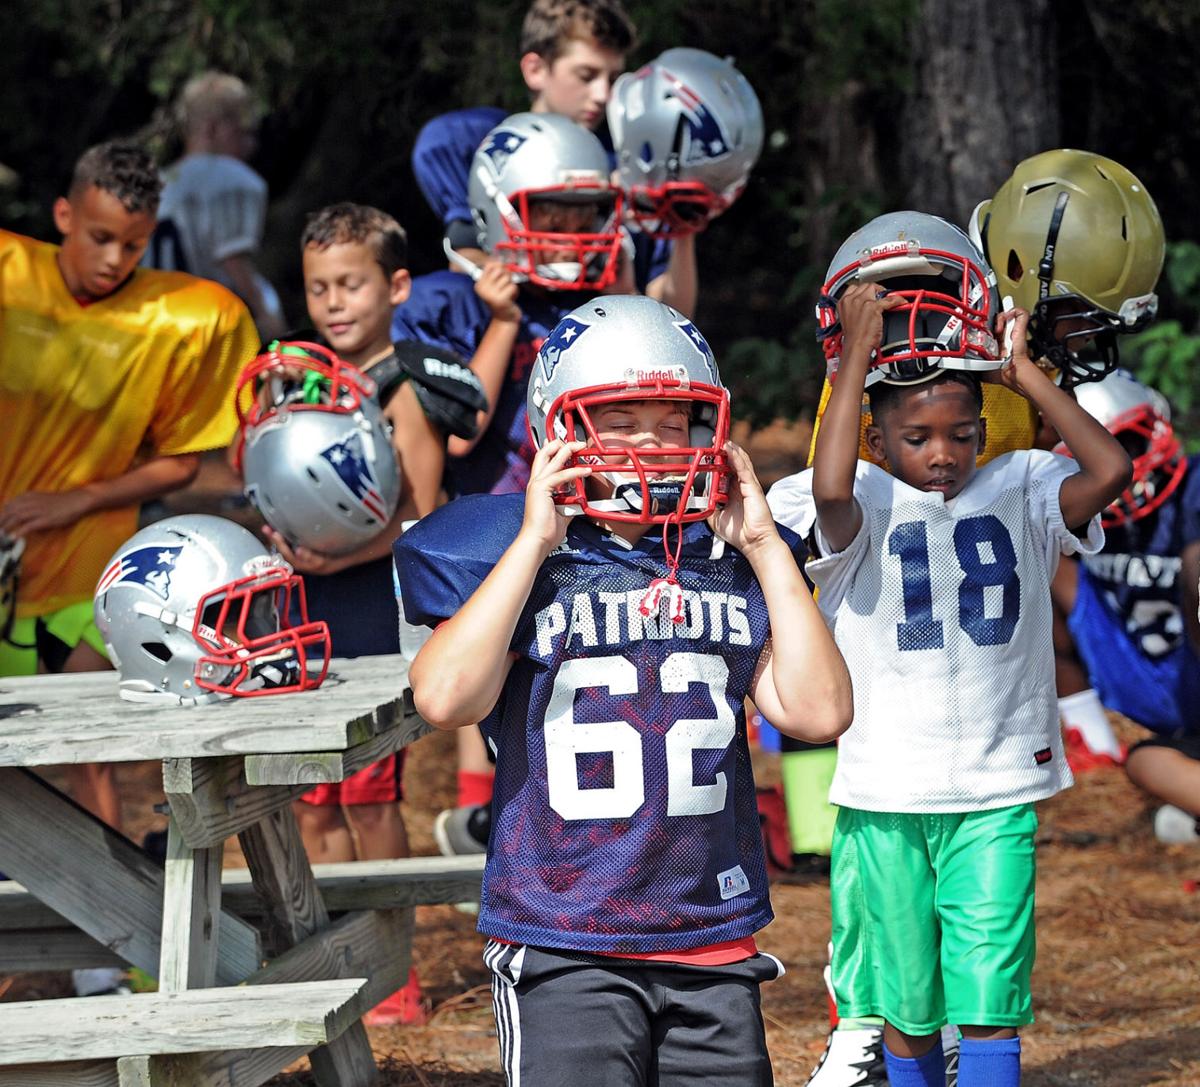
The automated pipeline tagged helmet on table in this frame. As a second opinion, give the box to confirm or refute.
[527,294,731,526]
[236,341,402,557]
[969,149,1164,387]
[467,111,622,290]
[817,211,1003,387]
[94,514,330,705]
[608,48,763,238]
[1057,369,1184,527]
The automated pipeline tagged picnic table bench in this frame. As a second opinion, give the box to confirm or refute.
[0,656,484,1087]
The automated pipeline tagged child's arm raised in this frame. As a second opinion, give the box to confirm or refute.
[987,309,1132,530]
[408,440,590,729]
[448,260,521,458]
[811,283,905,552]
[711,442,853,742]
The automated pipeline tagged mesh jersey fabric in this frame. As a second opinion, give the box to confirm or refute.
[395,494,799,952]
[391,270,572,496]
[0,229,257,617]
[154,153,268,283]
[807,377,1038,468]
[768,452,1103,813]
[1079,453,1200,660]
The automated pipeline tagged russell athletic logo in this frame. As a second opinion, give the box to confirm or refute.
[97,545,184,601]
[319,431,388,522]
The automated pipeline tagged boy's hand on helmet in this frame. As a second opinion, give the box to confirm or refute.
[521,440,590,553]
[476,260,522,323]
[709,442,778,555]
[986,307,1037,390]
[262,525,347,576]
[838,281,905,363]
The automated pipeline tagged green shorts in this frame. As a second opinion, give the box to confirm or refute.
[830,803,1037,1035]
[0,601,108,677]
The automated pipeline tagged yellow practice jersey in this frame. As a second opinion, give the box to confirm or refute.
[807,376,1038,468]
[0,230,258,617]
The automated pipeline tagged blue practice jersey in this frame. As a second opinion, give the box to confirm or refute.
[411,108,672,290]
[391,270,571,496]
[1080,455,1200,660]
[411,107,506,229]
[395,495,794,953]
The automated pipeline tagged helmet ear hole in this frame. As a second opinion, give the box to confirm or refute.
[1008,250,1023,283]
[141,642,172,663]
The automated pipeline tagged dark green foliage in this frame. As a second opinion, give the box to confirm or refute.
[1,0,1197,438]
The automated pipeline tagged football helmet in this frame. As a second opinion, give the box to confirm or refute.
[817,211,1003,386]
[1057,369,1185,527]
[94,514,330,705]
[608,48,764,239]
[236,341,402,556]
[468,112,622,290]
[527,294,731,526]
[970,149,1164,386]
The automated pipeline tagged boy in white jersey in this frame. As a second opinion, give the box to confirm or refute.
[768,283,1131,1087]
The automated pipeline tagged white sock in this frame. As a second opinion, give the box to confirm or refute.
[1059,689,1122,758]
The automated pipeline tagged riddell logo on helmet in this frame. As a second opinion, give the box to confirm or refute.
[866,239,919,260]
[632,367,688,385]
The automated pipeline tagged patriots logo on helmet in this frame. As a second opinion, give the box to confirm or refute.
[320,432,388,522]
[673,318,719,382]
[663,72,732,166]
[479,130,528,176]
[97,545,183,601]
[538,317,592,383]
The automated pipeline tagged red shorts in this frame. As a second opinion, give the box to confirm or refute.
[299,750,406,806]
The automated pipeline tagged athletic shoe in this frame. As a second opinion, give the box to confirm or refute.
[1063,726,1124,774]
[363,968,428,1027]
[805,1025,887,1086]
[433,803,489,856]
[1154,804,1200,844]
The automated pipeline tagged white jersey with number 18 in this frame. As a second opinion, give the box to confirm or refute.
[768,451,1103,814]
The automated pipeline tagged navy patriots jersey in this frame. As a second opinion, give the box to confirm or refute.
[395,496,798,953]
[1081,455,1200,659]
[391,270,571,496]
[410,107,672,290]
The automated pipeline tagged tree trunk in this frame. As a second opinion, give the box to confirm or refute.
[899,0,1059,225]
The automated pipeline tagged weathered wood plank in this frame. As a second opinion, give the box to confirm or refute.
[0,980,367,1065]
[0,657,411,767]
[0,769,259,984]
[238,808,378,1087]
[0,928,123,971]
[243,702,428,786]
[162,756,313,849]
[130,909,414,1087]
[0,855,483,932]
[0,1060,118,1086]
[157,817,222,991]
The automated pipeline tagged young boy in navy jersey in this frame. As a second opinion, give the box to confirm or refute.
[397,296,852,1085]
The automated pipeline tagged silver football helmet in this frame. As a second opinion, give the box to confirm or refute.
[93,514,331,705]
[527,294,731,525]
[236,342,402,557]
[817,211,1003,386]
[1058,370,1184,527]
[468,111,622,290]
[608,48,763,238]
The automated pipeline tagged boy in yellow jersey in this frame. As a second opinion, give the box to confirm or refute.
[0,141,257,831]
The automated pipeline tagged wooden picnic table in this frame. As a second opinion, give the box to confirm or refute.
[0,656,483,1087]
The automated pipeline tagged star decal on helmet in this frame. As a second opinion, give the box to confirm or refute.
[663,72,733,166]
[478,130,528,177]
[673,318,719,383]
[319,432,387,523]
[537,316,592,383]
[97,544,184,601]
